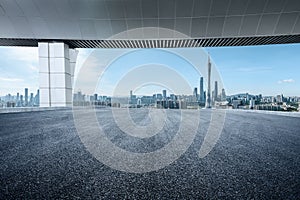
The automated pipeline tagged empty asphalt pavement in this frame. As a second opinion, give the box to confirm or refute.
[0,108,299,199]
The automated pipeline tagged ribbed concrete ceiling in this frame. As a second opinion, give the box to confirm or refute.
[0,0,299,48]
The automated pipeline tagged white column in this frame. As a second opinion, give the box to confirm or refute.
[38,42,51,107]
[38,42,77,107]
[69,49,79,88]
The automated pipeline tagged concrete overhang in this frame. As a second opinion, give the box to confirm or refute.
[0,0,299,48]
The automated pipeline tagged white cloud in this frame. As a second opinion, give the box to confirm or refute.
[0,77,24,82]
[74,49,94,78]
[237,67,272,72]
[5,47,38,62]
[278,79,295,84]
[74,55,105,94]
[74,49,129,95]
[28,64,39,72]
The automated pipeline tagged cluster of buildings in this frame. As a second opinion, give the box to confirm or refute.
[72,81,225,109]
[1,88,299,112]
[128,80,225,109]
[2,88,298,112]
[0,88,39,108]
[227,93,300,112]
[127,57,226,109]
[72,56,220,109]
[73,91,112,106]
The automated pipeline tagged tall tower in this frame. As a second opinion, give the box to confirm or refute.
[214,81,218,102]
[206,56,212,108]
[20,95,24,106]
[16,92,20,107]
[162,90,167,100]
[35,89,40,106]
[129,90,133,104]
[25,88,28,107]
[30,93,34,106]
[193,87,198,102]
[200,77,204,103]
[221,88,226,101]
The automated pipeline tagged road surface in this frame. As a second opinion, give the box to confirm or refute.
[0,108,299,199]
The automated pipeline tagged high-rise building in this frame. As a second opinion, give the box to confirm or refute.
[35,89,40,106]
[129,90,136,104]
[276,94,283,103]
[214,81,218,102]
[20,95,24,106]
[129,90,133,104]
[246,93,249,103]
[250,98,255,109]
[157,93,163,100]
[170,94,176,101]
[25,88,28,106]
[163,90,167,100]
[30,93,34,106]
[206,56,212,108]
[221,88,226,101]
[16,92,20,107]
[193,87,198,102]
[200,77,204,103]
[94,94,98,102]
[152,94,156,101]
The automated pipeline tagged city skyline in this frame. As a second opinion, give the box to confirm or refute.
[2,84,298,112]
[0,44,300,96]
[0,87,39,108]
[70,85,299,112]
[2,85,299,99]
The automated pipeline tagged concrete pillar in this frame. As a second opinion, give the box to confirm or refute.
[69,49,79,88]
[38,42,77,107]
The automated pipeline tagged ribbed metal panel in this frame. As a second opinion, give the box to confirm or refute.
[0,35,300,48]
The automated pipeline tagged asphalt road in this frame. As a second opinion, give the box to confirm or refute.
[0,108,299,199]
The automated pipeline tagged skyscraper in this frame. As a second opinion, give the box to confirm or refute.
[94,93,98,102]
[206,56,212,108]
[129,90,136,105]
[221,88,226,101]
[25,88,28,107]
[200,77,204,103]
[163,90,167,100]
[157,93,163,100]
[129,90,133,104]
[16,92,20,107]
[35,89,40,106]
[193,87,198,102]
[20,95,24,106]
[30,93,34,106]
[214,81,218,102]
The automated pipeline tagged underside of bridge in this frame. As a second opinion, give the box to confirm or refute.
[0,0,299,48]
[1,34,300,48]
[0,0,299,106]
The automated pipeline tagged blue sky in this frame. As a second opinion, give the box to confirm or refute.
[207,44,300,96]
[75,48,223,97]
[0,47,39,96]
[0,44,299,97]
